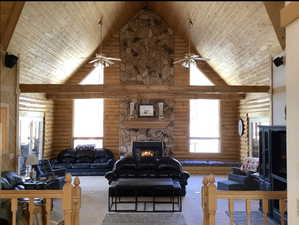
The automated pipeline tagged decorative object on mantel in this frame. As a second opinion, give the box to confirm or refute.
[238,119,244,136]
[158,102,164,120]
[138,104,155,118]
[129,102,135,120]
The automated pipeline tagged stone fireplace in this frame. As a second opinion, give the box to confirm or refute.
[119,8,175,157]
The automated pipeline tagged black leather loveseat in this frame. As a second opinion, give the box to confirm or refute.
[105,156,190,196]
[52,148,115,176]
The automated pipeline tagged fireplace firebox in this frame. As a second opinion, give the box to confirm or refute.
[132,141,163,160]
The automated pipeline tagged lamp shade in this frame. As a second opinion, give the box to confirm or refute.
[26,154,39,166]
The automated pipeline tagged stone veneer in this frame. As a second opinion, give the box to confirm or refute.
[120,8,174,85]
[119,99,175,156]
[120,9,175,155]
[119,9,176,157]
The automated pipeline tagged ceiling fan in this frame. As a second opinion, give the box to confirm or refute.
[88,16,121,68]
[173,18,210,68]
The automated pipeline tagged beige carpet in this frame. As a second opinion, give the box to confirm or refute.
[54,176,261,225]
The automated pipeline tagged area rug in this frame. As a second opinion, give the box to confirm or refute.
[225,211,278,225]
[101,213,187,225]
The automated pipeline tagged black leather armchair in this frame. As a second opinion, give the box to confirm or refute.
[36,159,66,177]
[217,157,260,191]
[105,157,190,196]
[0,171,25,190]
[35,159,66,189]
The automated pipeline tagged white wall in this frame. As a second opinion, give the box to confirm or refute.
[272,52,286,126]
[286,17,299,224]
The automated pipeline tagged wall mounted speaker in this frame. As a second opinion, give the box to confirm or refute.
[4,53,18,68]
[273,56,284,67]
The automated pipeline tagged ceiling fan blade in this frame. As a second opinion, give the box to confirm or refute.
[104,58,114,65]
[89,58,99,64]
[173,58,186,64]
[193,57,210,61]
[105,57,121,61]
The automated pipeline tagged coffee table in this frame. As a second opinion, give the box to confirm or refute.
[108,178,182,212]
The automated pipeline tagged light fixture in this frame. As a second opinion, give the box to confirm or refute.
[173,18,210,69]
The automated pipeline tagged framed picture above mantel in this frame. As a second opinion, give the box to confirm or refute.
[138,104,155,118]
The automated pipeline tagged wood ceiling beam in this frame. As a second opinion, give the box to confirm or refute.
[280,2,299,27]
[263,1,285,49]
[19,84,270,95]
[1,2,25,51]
[46,92,246,100]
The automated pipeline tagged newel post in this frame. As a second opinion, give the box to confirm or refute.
[202,176,209,225]
[207,175,217,225]
[63,174,73,225]
[72,176,81,225]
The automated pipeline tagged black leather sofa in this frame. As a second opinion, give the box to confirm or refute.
[52,148,115,176]
[105,156,190,196]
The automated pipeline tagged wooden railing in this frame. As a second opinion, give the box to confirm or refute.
[0,174,81,225]
[202,175,287,225]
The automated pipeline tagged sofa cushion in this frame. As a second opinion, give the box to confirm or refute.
[90,162,109,169]
[94,158,107,163]
[57,149,75,162]
[1,171,23,187]
[76,150,95,160]
[0,177,12,190]
[75,144,95,151]
[60,157,76,163]
[76,157,93,163]
[71,163,91,169]
[54,162,72,169]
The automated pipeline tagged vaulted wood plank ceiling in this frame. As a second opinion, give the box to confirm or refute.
[150,1,282,85]
[8,1,144,84]
[7,1,281,85]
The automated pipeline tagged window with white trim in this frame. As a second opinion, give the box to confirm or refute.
[73,65,104,148]
[189,99,220,153]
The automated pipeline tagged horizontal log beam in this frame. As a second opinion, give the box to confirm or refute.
[46,92,246,100]
[19,84,270,94]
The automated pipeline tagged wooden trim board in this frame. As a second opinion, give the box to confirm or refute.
[182,166,233,175]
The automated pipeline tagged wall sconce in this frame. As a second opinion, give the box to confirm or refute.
[158,102,164,120]
[129,102,135,119]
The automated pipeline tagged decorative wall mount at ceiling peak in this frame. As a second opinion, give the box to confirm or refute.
[88,16,122,68]
[173,18,210,69]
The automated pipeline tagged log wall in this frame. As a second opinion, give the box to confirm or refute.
[0,54,17,171]
[50,33,240,162]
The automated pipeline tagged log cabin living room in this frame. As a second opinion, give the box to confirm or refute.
[0,1,298,225]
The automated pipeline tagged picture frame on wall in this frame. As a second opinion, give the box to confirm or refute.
[138,104,155,117]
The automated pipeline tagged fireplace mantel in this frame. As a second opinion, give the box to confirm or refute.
[122,120,170,129]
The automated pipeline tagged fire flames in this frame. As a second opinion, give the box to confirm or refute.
[141,150,154,157]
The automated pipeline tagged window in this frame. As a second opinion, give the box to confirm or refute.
[189,99,220,153]
[73,65,104,148]
[189,61,213,86]
[80,64,104,85]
